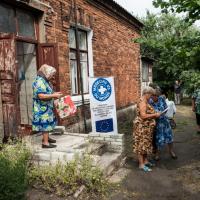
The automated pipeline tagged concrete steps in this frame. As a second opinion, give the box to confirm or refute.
[28,132,124,177]
[92,152,124,176]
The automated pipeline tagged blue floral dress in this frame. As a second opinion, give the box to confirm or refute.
[192,89,200,115]
[150,96,173,149]
[32,76,56,132]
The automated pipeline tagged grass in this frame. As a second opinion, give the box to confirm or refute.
[0,140,112,199]
[28,154,110,198]
[0,141,31,200]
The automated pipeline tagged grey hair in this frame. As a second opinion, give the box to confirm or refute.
[142,87,156,96]
[155,88,161,96]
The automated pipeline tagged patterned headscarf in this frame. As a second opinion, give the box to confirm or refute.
[37,64,56,80]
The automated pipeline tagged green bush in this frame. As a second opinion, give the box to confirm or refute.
[0,141,31,200]
[180,70,200,95]
[28,155,109,197]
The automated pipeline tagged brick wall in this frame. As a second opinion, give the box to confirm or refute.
[39,0,141,109]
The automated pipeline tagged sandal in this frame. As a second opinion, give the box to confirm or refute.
[42,143,57,148]
[154,155,160,161]
[42,137,56,143]
[171,154,178,160]
[139,165,152,172]
[170,152,178,160]
[145,161,156,167]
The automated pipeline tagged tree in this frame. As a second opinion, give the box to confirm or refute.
[153,0,200,23]
[135,13,200,93]
[180,70,200,94]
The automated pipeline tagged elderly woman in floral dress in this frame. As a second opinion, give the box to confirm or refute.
[133,87,161,172]
[32,64,63,148]
[150,89,177,160]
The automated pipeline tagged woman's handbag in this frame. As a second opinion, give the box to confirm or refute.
[54,95,77,119]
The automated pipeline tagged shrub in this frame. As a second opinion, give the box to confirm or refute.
[0,141,31,200]
[28,155,109,197]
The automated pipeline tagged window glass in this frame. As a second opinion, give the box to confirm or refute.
[80,53,87,62]
[0,4,16,33]
[70,60,78,94]
[81,62,89,93]
[17,42,37,125]
[78,31,87,50]
[142,62,149,81]
[17,10,35,38]
[69,29,76,48]
[69,28,89,95]
[70,52,76,60]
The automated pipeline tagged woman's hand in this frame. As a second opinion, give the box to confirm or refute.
[155,112,161,118]
[52,92,63,99]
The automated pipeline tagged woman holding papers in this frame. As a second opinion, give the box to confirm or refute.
[32,64,63,148]
[150,89,177,160]
[133,87,161,172]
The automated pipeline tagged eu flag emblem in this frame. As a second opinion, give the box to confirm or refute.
[95,118,113,133]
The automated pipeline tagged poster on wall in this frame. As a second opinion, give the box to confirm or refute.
[89,77,118,134]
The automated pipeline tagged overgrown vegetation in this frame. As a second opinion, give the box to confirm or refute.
[135,13,200,93]
[153,0,200,23]
[0,141,31,200]
[180,70,200,95]
[28,155,109,197]
[0,141,110,199]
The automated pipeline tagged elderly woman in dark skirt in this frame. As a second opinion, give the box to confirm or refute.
[32,64,63,148]
[150,89,177,160]
[133,87,161,172]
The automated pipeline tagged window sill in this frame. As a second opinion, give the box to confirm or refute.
[71,94,90,106]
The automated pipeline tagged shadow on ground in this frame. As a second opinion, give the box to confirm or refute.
[109,105,200,200]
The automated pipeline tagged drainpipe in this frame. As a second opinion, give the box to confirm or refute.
[74,0,87,133]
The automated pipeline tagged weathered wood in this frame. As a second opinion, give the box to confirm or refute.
[0,34,19,138]
[0,82,4,142]
[38,43,59,90]
[1,80,13,94]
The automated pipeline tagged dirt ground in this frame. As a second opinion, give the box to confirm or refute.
[109,105,200,200]
[27,105,200,200]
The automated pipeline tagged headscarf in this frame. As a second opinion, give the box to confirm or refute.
[37,64,56,80]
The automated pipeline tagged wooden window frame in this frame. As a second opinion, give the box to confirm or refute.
[69,28,89,96]
[0,2,39,42]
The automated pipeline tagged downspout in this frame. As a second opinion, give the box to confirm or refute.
[74,0,88,133]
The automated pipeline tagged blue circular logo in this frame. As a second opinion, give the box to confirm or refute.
[92,78,112,101]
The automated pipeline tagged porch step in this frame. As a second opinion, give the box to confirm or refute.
[77,142,107,156]
[51,126,66,135]
[93,152,124,176]
[28,133,124,177]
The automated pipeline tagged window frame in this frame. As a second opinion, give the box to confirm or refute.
[0,2,38,43]
[69,28,89,96]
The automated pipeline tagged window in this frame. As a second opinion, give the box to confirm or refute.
[17,10,36,38]
[69,28,89,95]
[0,3,36,39]
[0,4,15,33]
[142,62,149,82]
[17,42,37,125]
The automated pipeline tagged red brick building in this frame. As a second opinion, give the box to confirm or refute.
[0,0,143,139]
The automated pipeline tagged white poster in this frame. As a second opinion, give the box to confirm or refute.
[89,77,118,134]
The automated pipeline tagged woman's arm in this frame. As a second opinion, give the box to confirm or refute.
[38,92,63,100]
[139,101,161,119]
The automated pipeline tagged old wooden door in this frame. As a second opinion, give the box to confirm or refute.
[38,43,59,90]
[0,33,19,140]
